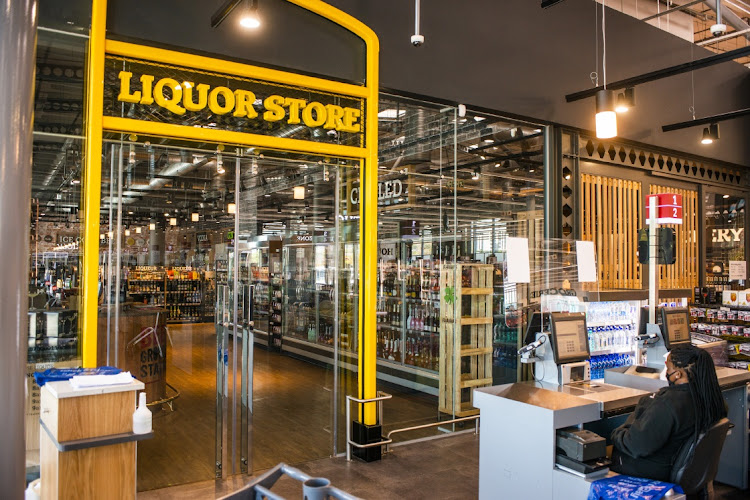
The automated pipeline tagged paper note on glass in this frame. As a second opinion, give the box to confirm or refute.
[729,261,746,281]
[506,237,530,283]
[576,241,597,282]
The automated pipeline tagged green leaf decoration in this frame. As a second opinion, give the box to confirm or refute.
[444,286,455,305]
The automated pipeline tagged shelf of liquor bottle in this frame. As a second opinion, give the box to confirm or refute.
[405,328,439,336]
[590,345,637,357]
[377,323,402,330]
[167,291,202,294]
[693,303,750,310]
[127,291,163,295]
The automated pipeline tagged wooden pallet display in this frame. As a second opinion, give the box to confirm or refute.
[439,264,494,417]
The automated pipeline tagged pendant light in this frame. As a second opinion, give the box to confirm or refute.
[595,1,617,139]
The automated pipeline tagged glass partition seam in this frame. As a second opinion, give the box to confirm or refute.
[333,166,341,455]
[232,154,240,474]
[106,144,115,364]
[38,26,89,39]
[114,145,124,366]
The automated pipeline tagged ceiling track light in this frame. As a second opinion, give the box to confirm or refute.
[239,0,260,29]
[701,123,720,145]
[472,169,480,180]
[615,87,635,113]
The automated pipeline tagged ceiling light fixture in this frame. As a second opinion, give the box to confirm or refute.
[124,229,130,236]
[239,0,261,29]
[594,1,617,139]
[227,203,236,214]
[293,186,305,200]
[701,123,719,145]
[170,218,177,226]
[472,169,480,180]
[277,204,282,214]
[615,87,635,113]
[216,151,225,174]
[150,222,156,230]
[192,212,200,222]
[723,194,730,199]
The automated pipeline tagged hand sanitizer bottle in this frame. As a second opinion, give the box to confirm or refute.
[133,392,152,434]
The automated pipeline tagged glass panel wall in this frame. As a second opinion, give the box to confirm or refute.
[705,192,746,290]
[375,95,545,440]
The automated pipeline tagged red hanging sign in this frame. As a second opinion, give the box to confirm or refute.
[646,193,683,225]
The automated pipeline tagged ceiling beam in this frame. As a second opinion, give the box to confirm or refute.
[565,45,750,102]
[661,107,750,131]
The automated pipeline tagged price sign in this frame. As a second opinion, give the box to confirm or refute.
[646,193,683,225]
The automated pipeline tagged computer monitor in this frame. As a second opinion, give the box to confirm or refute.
[549,312,590,364]
[637,306,664,336]
[661,307,691,350]
[524,312,549,345]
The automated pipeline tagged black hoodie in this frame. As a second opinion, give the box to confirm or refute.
[610,384,696,482]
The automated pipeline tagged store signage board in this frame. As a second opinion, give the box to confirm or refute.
[646,193,683,225]
[575,240,597,282]
[399,220,420,239]
[350,178,408,207]
[729,261,747,281]
[506,237,530,283]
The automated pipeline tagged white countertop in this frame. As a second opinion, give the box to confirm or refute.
[43,379,145,399]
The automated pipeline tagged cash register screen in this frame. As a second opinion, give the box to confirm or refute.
[550,312,590,364]
[661,307,691,350]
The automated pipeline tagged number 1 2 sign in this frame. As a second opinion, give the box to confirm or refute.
[646,193,683,225]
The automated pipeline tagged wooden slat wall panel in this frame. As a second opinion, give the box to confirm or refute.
[580,174,642,289]
[649,185,699,290]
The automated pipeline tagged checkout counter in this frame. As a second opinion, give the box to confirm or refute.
[474,310,750,500]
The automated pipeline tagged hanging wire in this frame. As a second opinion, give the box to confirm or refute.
[593,0,600,86]
[690,42,696,119]
[602,0,607,89]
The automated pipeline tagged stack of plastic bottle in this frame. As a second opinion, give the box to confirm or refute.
[493,345,517,369]
[589,353,633,380]
[587,324,636,353]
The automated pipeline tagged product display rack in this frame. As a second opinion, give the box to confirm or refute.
[584,301,639,380]
[690,303,750,369]
[127,267,166,307]
[439,263,494,417]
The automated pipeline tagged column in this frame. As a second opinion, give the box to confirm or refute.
[0,0,38,495]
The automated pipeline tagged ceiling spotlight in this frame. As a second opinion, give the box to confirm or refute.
[227,203,236,214]
[563,166,572,180]
[277,204,282,214]
[239,0,261,29]
[170,218,177,226]
[149,222,156,230]
[293,186,305,199]
[135,227,142,234]
[100,233,105,240]
[723,194,730,199]
[472,169,480,180]
[304,201,310,209]
[216,151,225,174]
[701,123,719,145]
[615,87,635,113]
[595,89,617,139]
[192,212,200,222]
[71,178,80,185]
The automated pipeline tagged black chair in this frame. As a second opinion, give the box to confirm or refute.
[670,417,732,499]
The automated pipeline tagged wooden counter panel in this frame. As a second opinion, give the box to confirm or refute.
[42,389,134,442]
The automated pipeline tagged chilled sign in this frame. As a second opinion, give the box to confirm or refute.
[646,193,683,225]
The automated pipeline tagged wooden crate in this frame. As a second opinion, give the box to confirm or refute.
[439,264,494,417]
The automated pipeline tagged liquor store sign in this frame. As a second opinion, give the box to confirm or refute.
[104,55,365,144]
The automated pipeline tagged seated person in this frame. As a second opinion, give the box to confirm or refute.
[610,345,726,482]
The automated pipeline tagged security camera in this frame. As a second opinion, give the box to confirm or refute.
[411,34,424,47]
[710,23,727,37]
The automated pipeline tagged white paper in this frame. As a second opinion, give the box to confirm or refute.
[729,261,747,281]
[70,372,134,389]
[576,241,597,282]
[506,237,530,283]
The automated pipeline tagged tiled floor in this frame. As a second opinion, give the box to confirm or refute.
[138,431,749,499]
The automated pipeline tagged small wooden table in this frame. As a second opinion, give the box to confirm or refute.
[40,379,152,499]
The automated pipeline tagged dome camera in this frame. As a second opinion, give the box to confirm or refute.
[411,34,424,47]
[710,23,727,37]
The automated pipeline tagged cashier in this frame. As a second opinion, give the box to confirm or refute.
[610,345,726,481]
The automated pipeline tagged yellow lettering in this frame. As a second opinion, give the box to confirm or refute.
[302,102,327,128]
[153,78,185,115]
[324,104,345,130]
[284,98,307,124]
[117,71,141,103]
[182,83,209,112]
[233,89,259,118]
[263,95,286,122]
[340,107,362,133]
[208,86,235,115]
[139,74,155,105]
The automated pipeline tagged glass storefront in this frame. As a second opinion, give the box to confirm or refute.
[705,192,746,290]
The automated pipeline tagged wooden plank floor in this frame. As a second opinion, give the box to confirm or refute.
[137,324,444,492]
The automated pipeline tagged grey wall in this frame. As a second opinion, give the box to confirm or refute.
[328,0,750,167]
[100,0,750,166]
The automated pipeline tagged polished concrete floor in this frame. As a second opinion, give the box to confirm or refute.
[138,431,749,500]
[138,324,447,491]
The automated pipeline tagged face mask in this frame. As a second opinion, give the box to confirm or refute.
[665,370,679,386]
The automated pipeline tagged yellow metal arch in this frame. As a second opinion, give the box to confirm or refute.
[81,0,379,425]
